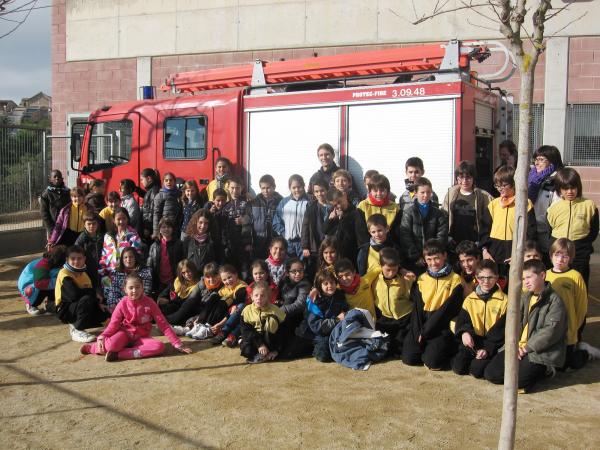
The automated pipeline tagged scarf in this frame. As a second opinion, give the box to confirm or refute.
[462,272,475,284]
[369,237,386,252]
[215,173,228,190]
[161,187,180,196]
[475,284,498,300]
[368,193,389,207]
[174,277,198,299]
[340,273,361,295]
[204,277,222,291]
[267,255,287,284]
[499,195,515,208]
[63,262,87,273]
[193,233,208,244]
[267,255,283,266]
[417,201,430,217]
[427,263,453,279]
[527,165,555,202]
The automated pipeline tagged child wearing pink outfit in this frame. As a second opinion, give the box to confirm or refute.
[81,273,192,361]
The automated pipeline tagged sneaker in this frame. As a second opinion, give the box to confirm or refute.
[80,343,92,355]
[517,388,528,394]
[223,333,237,348]
[69,324,96,343]
[105,351,118,362]
[247,353,265,364]
[578,341,600,360]
[191,324,214,340]
[172,325,190,336]
[185,323,202,338]
[209,333,226,345]
[26,304,43,316]
[45,301,56,314]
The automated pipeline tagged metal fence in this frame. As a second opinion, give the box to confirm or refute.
[512,104,545,154]
[0,125,50,232]
[565,104,600,167]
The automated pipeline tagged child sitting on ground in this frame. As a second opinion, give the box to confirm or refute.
[334,258,378,321]
[55,245,107,343]
[484,259,567,392]
[452,260,507,378]
[156,259,200,316]
[402,239,463,370]
[281,269,348,362]
[545,238,600,368]
[209,265,248,345]
[80,273,192,361]
[277,258,311,342]
[372,248,415,357]
[240,281,286,364]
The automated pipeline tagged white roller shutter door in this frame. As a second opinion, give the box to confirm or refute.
[346,99,456,198]
[247,107,340,195]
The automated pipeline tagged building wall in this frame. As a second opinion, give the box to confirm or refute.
[53,0,600,205]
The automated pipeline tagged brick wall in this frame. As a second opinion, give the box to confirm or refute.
[568,37,600,103]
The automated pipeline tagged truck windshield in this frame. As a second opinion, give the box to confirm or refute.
[88,120,133,168]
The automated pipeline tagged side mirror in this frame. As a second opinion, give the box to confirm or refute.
[70,132,82,162]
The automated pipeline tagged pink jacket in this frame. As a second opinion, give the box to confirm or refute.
[101,294,182,348]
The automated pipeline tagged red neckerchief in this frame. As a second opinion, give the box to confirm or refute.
[340,273,361,295]
[368,193,389,207]
[267,255,283,266]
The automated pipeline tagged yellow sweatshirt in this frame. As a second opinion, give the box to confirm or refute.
[519,294,540,347]
[357,200,400,227]
[99,206,115,233]
[68,204,87,233]
[343,271,378,320]
[461,289,508,337]
[54,268,93,307]
[373,273,413,320]
[488,197,533,241]
[219,280,248,306]
[206,179,230,202]
[545,269,587,345]
[547,198,597,241]
[418,272,463,313]
[241,303,286,334]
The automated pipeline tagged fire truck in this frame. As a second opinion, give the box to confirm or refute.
[73,40,513,198]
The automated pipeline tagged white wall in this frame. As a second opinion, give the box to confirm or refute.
[66,0,600,61]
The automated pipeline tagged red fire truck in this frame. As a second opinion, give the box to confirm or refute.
[73,40,512,198]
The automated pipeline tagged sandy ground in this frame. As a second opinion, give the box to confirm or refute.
[0,254,599,449]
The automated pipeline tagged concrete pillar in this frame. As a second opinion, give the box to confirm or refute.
[543,37,569,153]
[136,57,152,99]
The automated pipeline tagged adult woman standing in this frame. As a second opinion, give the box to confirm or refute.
[528,145,563,260]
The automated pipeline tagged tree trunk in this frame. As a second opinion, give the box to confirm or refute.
[498,63,535,450]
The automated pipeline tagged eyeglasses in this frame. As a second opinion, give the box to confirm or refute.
[476,276,497,282]
[457,175,473,181]
[534,156,548,162]
[494,183,512,190]
[289,269,304,274]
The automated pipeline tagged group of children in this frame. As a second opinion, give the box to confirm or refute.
[18,142,598,391]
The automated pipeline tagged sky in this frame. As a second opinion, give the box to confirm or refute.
[0,1,51,103]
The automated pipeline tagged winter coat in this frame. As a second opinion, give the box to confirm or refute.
[356,238,399,276]
[278,278,311,319]
[399,188,439,211]
[301,200,331,254]
[183,235,220,273]
[308,162,339,193]
[121,194,142,231]
[40,184,71,234]
[273,195,309,241]
[222,198,253,251]
[516,283,567,368]
[146,238,185,289]
[441,185,493,245]
[101,294,182,349]
[18,258,60,306]
[48,203,87,246]
[296,290,348,340]
[98,227,143,282]
[249,192,283,254]
[323,204,367,262]
[75,231,105,287]
[399,200,448,263]
[329,308,388,370]
[153,189,183,236]
[84,192,106,214]
[141,182,160,234]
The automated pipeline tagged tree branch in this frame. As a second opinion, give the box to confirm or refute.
[410,0,492,25]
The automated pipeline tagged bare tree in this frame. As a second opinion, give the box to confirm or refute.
[408,1,579,449]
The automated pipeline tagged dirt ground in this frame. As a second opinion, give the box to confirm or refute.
[0,254,599,450]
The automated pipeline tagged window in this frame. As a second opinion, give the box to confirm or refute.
[164,116,206,159]
[89,120,132,167]
[565,104,600,167]
[512,104,544,154]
